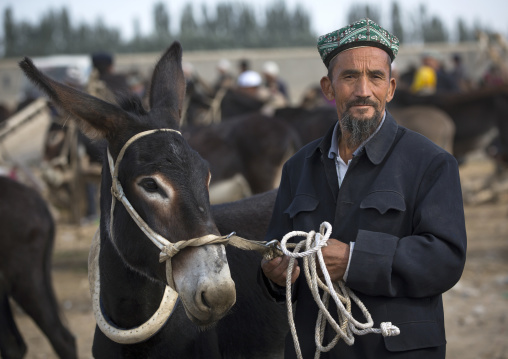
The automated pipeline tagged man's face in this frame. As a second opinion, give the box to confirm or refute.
[320,47,396,147]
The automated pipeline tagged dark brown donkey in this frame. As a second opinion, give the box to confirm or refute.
[19,42,287,358]
[0,176,77,359]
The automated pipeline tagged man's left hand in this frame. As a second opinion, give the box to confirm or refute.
[318,238,350,282]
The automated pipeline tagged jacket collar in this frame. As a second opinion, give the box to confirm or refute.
[315,110,399,166]
[363,111,399,165]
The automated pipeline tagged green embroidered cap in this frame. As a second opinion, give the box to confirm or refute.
[317,18,400,68]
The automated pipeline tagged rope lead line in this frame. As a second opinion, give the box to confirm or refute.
[280,222,400,359]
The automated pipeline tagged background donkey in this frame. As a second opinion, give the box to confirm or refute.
[20,41,287,358]
[0,176,77,359]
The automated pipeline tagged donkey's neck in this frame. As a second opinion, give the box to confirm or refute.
[98,231,166,330]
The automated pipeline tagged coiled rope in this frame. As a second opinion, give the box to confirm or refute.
[279,222,400,359]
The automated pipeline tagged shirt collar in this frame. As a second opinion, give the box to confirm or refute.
[328,111,387,160]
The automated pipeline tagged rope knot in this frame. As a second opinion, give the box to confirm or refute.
[110,180,124,199]
[159,245,179,262]
[380,322,400,337]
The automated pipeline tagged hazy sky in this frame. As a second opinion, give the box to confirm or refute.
[2,0,508,41]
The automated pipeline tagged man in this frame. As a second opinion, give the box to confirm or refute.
[87,52,130,103]
[235,70,287,116]
[260,18,467,359]
[411,51,458,94]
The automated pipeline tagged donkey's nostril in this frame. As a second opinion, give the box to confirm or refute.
[200,291,211,310]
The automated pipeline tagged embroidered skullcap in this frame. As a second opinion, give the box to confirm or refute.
[317,18,400,68]
[237,70,262,88]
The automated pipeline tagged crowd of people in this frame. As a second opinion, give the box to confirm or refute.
[396,50,508,95]
[180,57,292,124]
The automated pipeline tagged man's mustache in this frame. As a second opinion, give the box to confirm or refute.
[345,98,378,110]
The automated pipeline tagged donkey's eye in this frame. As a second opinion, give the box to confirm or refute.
[139,178,159,193]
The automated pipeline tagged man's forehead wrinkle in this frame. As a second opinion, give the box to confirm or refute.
[337,52,390,75]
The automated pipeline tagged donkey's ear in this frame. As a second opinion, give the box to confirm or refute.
[148,41,186,128]
[19,57,133,139]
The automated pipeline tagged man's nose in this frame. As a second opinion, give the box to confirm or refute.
[353,76,372,98]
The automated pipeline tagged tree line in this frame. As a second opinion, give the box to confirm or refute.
[1,1,492,58]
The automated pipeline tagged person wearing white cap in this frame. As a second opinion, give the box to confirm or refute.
[237,70,287,116]
[262,61,290,101]
[213,58,234,95]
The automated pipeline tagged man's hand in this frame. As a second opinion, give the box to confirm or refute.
[261,255,300,287]
[318,238,350,282]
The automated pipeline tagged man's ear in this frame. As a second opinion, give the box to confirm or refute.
[385,77,397,103]
[320,76,335,101]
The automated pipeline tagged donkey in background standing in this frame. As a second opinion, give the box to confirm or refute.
[20,41,287,358]
[0,176,76,359]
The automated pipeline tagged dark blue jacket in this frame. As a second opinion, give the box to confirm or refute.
[263,112,467,358]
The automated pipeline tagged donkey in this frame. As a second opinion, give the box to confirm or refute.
[0,176,77,359]
[184,113,300,195]
[20,42,287,358]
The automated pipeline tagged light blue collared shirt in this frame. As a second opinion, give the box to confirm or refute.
[326,111,386,281]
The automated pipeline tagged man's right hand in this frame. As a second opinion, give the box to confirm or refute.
[261,255,300,287]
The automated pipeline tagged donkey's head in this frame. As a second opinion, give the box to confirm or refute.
[20,42,236,326]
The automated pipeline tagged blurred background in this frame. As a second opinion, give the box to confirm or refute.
[0,1,507,358]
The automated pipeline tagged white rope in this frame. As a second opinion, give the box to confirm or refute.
[281,222,400,359]
[88,230,179,344]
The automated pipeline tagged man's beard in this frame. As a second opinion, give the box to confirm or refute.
[340,99,383,148]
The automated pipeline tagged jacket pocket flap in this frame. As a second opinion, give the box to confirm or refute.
[360,191,406,214]
[284,194,319,218]
[384,321,446,352]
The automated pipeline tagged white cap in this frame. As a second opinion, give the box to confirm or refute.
[262,61,279,76]
[237,70,262,88]
[217,58,231,72]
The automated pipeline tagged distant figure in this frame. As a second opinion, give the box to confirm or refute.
[480,64,508,88]
[238,59,250,75]
[237,70,286,116]
[126,71,147,100]
[82,52,131,222]
[450,54,469,91]
[410,53,438,94]
[262,61,290,102]
[181,62,214,126]
[411,52,458,94]
[398,64,417,91]
[87,52,130,103]
[213,59,234,95]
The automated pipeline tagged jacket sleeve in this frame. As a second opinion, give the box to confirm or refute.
[346,152,467,298]
[258,164,299,302]
[264,164,294,243]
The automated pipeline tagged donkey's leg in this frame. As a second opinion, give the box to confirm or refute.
[11,272,77,359]
[0,276,27,359]
[10,235,77,359]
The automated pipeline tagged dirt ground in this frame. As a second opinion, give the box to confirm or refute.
[9,153,508,359]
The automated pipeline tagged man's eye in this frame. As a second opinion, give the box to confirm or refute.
[139,178,159,192]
